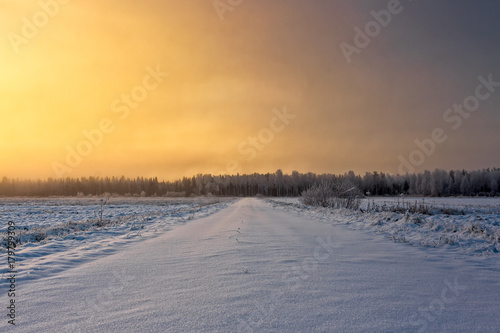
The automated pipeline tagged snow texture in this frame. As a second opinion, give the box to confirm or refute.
[1,198,499,332]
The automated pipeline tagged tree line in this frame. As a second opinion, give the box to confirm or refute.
[0,168,499,197]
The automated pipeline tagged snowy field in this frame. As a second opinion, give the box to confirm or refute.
[0,197,235,280]
[364,196,500,214]
[272,196,500,214]
[2,197,500,332]
[269,197,500,255]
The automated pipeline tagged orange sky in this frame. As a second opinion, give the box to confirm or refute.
[1,1,499,180]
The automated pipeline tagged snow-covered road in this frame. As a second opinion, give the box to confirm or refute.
[9,198,500,332]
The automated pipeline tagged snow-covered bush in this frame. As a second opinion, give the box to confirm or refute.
[300,179,362,210]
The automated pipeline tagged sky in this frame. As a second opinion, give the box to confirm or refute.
[1,0,499,180]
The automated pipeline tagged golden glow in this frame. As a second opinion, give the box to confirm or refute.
[0,1,310,180]
[2,1,495,180]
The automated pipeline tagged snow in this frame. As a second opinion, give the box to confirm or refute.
[362,196,500,215]
[267,197,500,255]
[272,196,500,214]
[0,197,235,280]
[2,198,500,332]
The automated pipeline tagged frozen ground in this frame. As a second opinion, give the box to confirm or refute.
[268,197,500,255]
[0,197,235,280]
[2,198,500,332]
[272,196,500,214]
[363,196,500,215]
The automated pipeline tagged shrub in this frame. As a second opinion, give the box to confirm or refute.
[367,199,466,215]
[300,179,362,210]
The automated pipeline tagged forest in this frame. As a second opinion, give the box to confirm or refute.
[0,168,499,198]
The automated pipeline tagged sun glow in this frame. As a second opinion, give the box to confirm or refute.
[1,1,499,180]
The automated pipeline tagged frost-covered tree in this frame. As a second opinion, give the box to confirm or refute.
[1,168,499,197]
[460,175,472,196]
